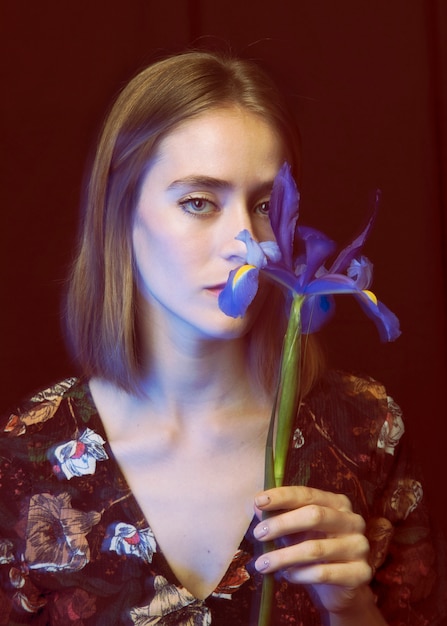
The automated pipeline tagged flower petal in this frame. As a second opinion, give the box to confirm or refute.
[218,265,260,318]
[262,265,300,292]
[347,256,373,290]
[301,294,335,334]
[299,272,401,340]
[329,194,379,273]
[302,273,363,295]
[353,292,402,341]
[269,163,300,267]
[294,226,337,287]
[260,240,281,263]
[236,230,268,267]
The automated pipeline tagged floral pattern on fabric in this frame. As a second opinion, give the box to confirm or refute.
[213,550,251,598]
[377,396,405,455]
[103,523,157,564]
[130,576,211,625]
[4,378,77,436]
[50,428,108,480]
[0,373,444,625]
[24,492,101,572]
[47,588,97,625]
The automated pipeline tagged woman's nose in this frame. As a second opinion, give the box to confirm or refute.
[220,205,257,261]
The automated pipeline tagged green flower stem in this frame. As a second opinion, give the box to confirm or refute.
[274,294,303,487]
[257,568,275,626]
[257,294,304,626]
[257,398,277,626]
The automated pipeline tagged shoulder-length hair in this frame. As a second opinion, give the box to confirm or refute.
[65,50,324,396]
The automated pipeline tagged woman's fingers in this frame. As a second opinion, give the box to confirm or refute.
[254,533,370,574]
[283,561,373,587]
[253,486,366,539]
[255,486,353,516]
[254,502,366,541]
[252,487,380,616]
[253,486,370,586]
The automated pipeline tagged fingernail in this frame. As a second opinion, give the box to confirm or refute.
[253,524,269,539]
[255,557,270,572]
[255,494,270,507]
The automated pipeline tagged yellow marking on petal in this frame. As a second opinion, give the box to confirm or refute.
[233,264,256,286]
[363,289,378,305]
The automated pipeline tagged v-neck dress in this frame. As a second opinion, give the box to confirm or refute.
[0,372,444,625]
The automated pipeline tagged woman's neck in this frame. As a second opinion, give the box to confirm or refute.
[132,301,266,423]
[142,334,262,423]
[89,331,269,449]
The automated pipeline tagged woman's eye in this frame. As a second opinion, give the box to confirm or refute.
[179,197,217,216]
[255,200,270,216]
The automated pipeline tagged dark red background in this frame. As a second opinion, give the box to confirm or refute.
[1,0,446,607]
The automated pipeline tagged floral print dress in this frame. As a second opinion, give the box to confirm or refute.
[0,371,444,625]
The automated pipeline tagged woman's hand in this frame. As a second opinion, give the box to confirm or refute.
[253,486,386,624]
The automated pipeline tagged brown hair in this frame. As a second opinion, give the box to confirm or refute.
[65,50,324,395]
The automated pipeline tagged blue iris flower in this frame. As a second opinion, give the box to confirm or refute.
[218,163,401,342]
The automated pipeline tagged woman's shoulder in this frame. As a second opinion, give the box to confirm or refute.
[0,377,94,437]
[0,375,107,503]
[296,371,446,625]
[308,369,390,406]
[303,369,404,452]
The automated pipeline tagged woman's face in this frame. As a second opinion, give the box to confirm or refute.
[132,107,286,342]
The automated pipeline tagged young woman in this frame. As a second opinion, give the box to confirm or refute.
[0,51,442,625]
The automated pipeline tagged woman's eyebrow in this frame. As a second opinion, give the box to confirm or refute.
[167,175,232,191]
[167,175,275,195]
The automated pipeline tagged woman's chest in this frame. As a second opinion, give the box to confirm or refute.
[107,431,266,599]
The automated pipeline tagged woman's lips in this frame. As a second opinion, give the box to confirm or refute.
[205,284,226,296]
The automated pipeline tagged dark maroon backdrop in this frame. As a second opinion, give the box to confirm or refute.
[1,0,446,608]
